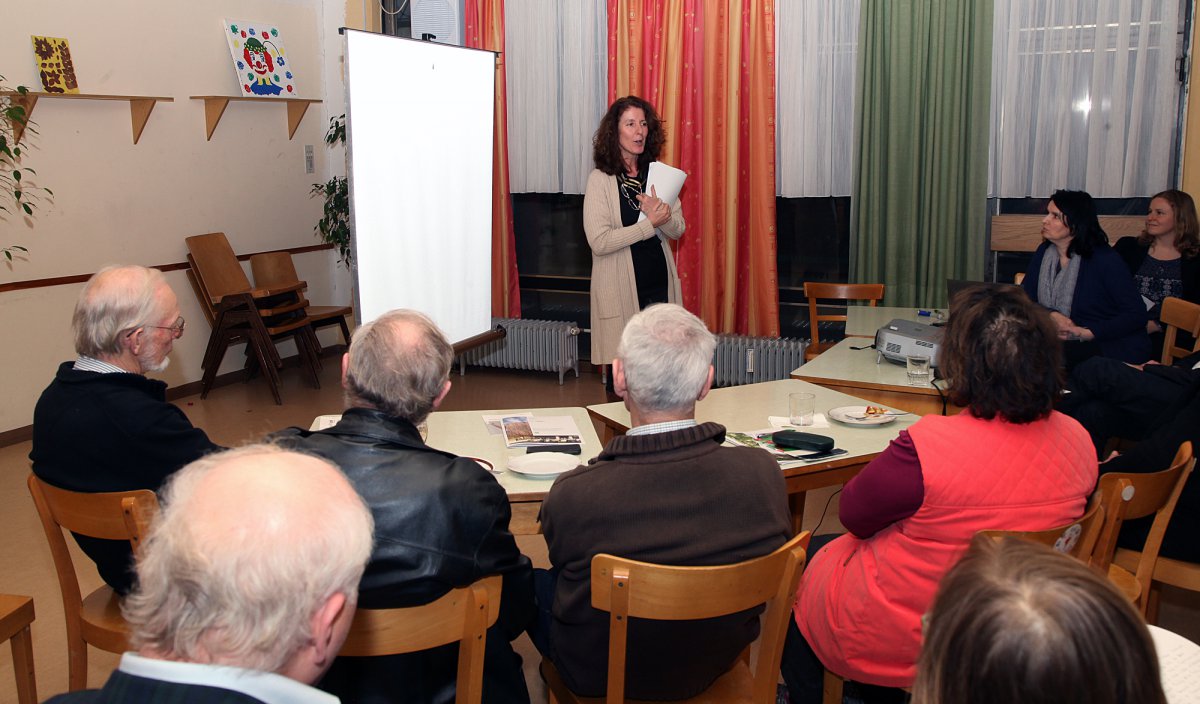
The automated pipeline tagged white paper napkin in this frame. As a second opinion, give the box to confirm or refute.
[768,414,830,429]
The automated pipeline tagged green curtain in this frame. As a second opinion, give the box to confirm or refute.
[850,0,993,308]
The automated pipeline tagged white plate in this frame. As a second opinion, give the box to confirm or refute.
[507,452,580,478]
[828,406,898,426]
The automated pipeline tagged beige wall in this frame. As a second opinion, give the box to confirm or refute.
[1,0,357,433]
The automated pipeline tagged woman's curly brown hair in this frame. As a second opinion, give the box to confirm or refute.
[592,96,665,176]
[939,286,1062,424]
[1137,189,1200,258]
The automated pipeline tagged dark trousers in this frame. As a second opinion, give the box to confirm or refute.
[1058,356,1192,455]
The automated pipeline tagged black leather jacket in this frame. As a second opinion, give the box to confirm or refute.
[273,408,533,704]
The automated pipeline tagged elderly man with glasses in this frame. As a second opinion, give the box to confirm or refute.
[31,264,220,595]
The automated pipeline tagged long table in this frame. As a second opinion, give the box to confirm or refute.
[791,337,960,416]
[587,379,916,533]
[314,406,604,536]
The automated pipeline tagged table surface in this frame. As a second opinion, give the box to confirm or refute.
[792,337,944,399]
[586,379,916,476]
[846,306,945,337]
[312,406,603,503]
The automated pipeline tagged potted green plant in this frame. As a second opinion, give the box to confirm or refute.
[1,74,53,261]
[311,114,350,265]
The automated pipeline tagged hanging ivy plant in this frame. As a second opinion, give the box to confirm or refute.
[1,74,53,262]
[310,114,350,265]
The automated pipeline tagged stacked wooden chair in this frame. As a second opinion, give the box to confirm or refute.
[185,233,322,404]
[249,250,352,351]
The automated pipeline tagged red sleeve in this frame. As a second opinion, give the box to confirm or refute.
[840,430,925,538]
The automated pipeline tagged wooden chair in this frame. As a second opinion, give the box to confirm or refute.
[339,575,502,704]
[1091,442,1195,616]
[541,531,812,704]
[27,475,157,691]
[978,496,1105,562]
[1113,551,1200,625]
[250,251,352,350]
[185,233,323,405]
[0,594,37,704]
[1158,296,1200,365]
[803,283,885,361]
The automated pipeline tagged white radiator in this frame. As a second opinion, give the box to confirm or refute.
[456,318,581,384]
[712,335,808,387]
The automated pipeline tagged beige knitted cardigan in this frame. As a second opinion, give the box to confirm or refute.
[583,168,686,364]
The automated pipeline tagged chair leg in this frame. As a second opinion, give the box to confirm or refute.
[11,621,37,704]
[67,634,87,691]
[1146,582,1163,625]
[823,668,843,704]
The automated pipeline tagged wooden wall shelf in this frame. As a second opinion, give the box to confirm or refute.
[1,91,173,144]
[189,96,321,141]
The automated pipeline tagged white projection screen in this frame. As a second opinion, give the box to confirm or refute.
[344,29,494,345]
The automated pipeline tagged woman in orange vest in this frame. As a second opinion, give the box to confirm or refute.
[781,286,1098,703]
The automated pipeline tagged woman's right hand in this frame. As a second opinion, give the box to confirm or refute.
[637,185,672,228]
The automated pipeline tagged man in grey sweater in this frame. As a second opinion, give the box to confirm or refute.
[537,303,792,700]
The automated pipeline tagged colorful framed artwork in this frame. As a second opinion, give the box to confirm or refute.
[31,36,79,94]
[223,20,296,98]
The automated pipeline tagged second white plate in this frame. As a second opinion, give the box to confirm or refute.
[828,406,898,426]
[507,452,580,478]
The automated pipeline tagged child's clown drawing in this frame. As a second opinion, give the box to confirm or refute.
[224,20,296,98]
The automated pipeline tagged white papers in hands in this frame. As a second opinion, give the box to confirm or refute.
[637,161,688,223]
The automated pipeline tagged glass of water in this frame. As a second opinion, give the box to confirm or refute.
[906,355,931,386]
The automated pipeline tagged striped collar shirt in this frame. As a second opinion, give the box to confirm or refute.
[626,419,698,436]
[73,356,131,375]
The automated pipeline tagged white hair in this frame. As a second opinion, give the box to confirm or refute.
[124,444,375,673]
[617,303,715,413]
[73,265,169,358]
[343,309,453,425]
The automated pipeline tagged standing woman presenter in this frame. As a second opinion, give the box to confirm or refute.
[584,96,685,387]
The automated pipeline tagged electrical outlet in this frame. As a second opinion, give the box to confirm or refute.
[304,144,314,174]
[745,348,756,373]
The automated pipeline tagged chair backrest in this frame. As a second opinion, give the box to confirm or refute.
[979,497,1104,562]
[339,574,502,704]
[590,531,811,704]
[804,283,885,350]
[185,233,253,302]
[26,475,157,626]
[1158,297,1200,365]
[250,251,302,289]
[1092,443,1195,593]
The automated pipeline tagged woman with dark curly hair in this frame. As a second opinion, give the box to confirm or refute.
[584,96,685,377]
[780,286,1097,703]
[1020,189,1150,366]
[1113,189,1200,357]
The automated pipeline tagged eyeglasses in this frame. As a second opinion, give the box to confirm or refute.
[126,316,186,339]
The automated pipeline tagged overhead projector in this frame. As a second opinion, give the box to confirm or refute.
[874,319,943,367]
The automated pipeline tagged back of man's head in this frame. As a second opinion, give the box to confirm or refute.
[617,303,715,414]
[73,265,169,358]
[124,444,374,681]
[343,309,453,425]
